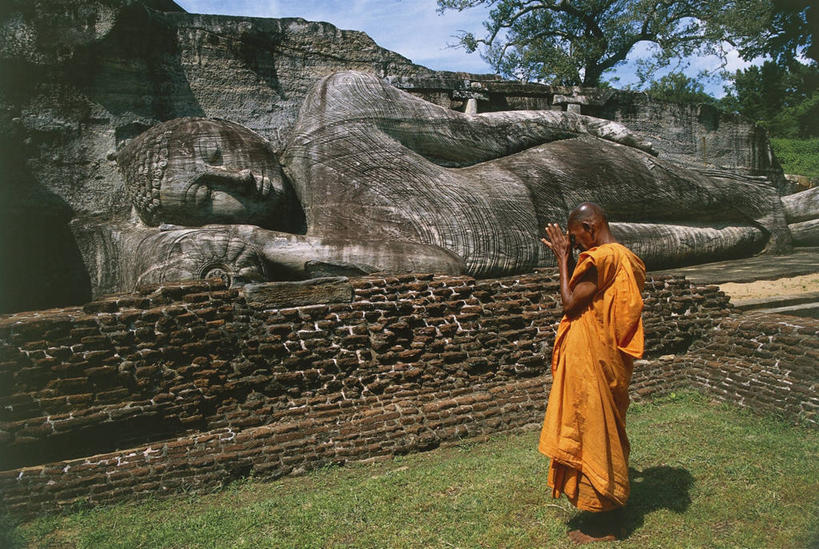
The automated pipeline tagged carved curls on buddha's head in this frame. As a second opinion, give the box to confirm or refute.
[117,117,293,228]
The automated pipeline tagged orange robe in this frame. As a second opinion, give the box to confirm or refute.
[538,242,645,512]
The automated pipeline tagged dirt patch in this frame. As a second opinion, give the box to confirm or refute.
[719,273,819,302]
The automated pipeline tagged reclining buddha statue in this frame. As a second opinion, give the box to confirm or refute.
[115,71,795,288]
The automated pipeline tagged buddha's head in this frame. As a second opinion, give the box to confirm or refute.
[118,118,297,228]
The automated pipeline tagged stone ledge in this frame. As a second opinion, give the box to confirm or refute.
[732,290,819,311]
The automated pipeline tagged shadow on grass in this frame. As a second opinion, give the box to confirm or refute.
[567,465,694,540]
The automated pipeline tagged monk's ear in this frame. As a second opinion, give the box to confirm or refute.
[582,221,593,233]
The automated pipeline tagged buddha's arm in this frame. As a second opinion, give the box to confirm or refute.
[374,109,657,168]
[289,71,656,169]
[233,226,466,277]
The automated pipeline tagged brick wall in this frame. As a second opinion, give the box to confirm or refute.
[0,270,766,519]
[682,313,818,423]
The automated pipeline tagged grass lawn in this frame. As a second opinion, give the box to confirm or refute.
[3,392,817,548]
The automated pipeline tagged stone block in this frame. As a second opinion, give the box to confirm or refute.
[243,278,353,308]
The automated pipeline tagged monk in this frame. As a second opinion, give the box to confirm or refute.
[538,202,646,543]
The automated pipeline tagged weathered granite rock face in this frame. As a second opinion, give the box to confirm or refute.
[0,0,799,313]
[586,90,784,184]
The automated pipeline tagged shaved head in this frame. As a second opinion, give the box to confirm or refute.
[568,202,609,228]
[565,202,615,250]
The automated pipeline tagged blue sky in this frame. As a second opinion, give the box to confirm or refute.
[175,0,756,98]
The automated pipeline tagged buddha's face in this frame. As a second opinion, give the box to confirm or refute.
[119,118,292,228]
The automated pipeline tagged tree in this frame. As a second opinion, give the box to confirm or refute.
[735,0,818,65]
[437,0,781,86]
[720,60,819,138]
[645,72,718,104]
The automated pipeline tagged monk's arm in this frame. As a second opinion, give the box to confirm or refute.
[541,222,596,316]
[559,266,598,317]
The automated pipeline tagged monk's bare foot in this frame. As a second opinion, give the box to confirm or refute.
[567,529,617,544]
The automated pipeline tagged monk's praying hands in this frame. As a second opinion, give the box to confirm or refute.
[541,222,572,262]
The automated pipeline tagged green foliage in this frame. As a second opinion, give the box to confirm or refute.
[721,60,819,138]
[736,0,817,64]
[437,0,780,86]
[7,392,818,548]
[770,138,819,177]
[645,72,718,105]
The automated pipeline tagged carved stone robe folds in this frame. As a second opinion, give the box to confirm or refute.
[538,243,646,512]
